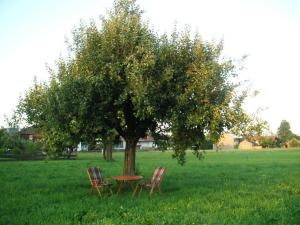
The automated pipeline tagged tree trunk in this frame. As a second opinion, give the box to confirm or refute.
[103,142,113,161]
[124,139,137,175]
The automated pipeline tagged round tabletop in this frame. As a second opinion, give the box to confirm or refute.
[112,175,143,181]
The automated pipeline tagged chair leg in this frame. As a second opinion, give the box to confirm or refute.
[116,181,124,195]
[105,185,113,196]
[158,185,163,195]
[132,184,139,197]
[109,187,113,196]
[95,187,102,197]
[139,185,143,196]
[149,186,155,197]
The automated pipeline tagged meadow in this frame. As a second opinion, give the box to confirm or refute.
[1,149,300,225]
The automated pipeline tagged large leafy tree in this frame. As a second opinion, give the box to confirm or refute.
[20,0,247,175]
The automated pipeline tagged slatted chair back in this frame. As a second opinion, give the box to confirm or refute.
[133,167,166,197]
[150,167,165,185]
[87,167,104,186]
[87,167,113,197]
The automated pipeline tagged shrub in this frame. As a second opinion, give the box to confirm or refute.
[259,136,277,148]
[0,129,44,160]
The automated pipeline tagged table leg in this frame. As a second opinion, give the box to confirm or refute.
[116,181,124,194]
[129,181,135,191]
[130,181,140,197]
[132,183,140,197]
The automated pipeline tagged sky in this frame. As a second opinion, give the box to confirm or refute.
[0,0,300,134]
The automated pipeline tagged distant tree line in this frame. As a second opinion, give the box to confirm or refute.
[258,120,300,148]
[277,120,300,147]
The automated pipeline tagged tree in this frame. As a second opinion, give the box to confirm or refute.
[229,106,269,143]
[19,73,89,158]
[277,120,293,144]
[258,136,277,148]
[19,0,248,175]
[101,130,118,161]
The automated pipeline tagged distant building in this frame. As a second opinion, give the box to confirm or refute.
[137,136,156,149]
[286,138,300,148]
[114,138,126,150]
[214,133,240,150]
[114,136,156,150]
[77,142,89,151]
[239,139,262,150]
[20,127,42,141]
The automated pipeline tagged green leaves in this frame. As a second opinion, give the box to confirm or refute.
[19,0,249,164]
[277,120,294,144]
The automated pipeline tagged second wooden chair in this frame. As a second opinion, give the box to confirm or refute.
[133,167,166,197]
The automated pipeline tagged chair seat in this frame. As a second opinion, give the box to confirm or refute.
[144,182,152,188]
[92,180,112,186]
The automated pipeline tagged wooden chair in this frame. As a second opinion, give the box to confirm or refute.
[87,167,113,197]
[134,167,166,197]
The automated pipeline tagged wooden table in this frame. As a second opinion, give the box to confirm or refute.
[112,175,143,195]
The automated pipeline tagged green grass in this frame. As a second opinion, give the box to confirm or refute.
[1,150,300,225]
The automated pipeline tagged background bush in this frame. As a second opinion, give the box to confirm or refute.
[0,129,43,159]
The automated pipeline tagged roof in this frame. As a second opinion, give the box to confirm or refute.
[20,126,40,135]
[139,136,154,142]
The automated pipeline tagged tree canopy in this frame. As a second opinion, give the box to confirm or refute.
[19,0,249,175]
[277,120,293,144]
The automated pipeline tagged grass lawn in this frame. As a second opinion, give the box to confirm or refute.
[1,149,300,225]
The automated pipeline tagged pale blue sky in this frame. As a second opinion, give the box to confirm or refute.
[1,0,300,134]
